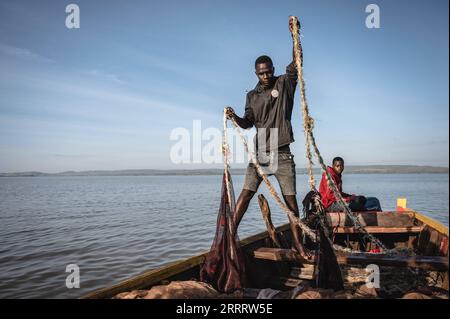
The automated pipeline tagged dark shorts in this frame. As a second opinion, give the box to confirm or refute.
[243,152,296,195]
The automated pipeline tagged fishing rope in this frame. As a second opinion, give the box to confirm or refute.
[222,108,237,261]
[222,108,234,210]
[290,16,387,251]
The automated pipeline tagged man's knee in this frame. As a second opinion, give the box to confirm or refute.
[283,194,300,217]
[240,189,256,202]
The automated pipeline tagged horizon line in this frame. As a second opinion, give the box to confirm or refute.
[1,164,449,175]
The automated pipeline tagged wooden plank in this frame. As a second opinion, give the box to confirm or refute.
[443,272,449,291]
[258,194,282,248]
[336,253,449,271]
[425,230,440,256]
[439,237,449,257]
[407,234,415,250]
[412,211,449,237]
[417,226,431,253]
[326,211,416,228]
[252,248,449,271]
[290,266,315,280]
[334,226,423,234]
[267,276,306,289]
[252,247,316,264]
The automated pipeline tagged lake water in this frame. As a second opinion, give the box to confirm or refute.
[0,174,448,298]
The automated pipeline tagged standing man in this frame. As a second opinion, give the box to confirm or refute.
[225,17,309,258]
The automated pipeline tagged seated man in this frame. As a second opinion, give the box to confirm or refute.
[319,157,382,212]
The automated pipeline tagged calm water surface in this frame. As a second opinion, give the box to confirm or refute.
[0,174,448,298]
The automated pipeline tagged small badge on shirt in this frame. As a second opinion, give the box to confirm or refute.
[271,89,279,98]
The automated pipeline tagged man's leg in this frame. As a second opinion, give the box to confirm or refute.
[233,163,262,231]
[283,194,311,258]
[233,189,256,230]
[274,153,311,259]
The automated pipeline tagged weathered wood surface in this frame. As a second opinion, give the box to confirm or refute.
[252,247,449,271]
[334,226,423,234]
[258,194,282,248]
[290,265,315,280]
[326,211,416,228]
[252,247,316,263]
[412,210,449,237]
[336,253,449,271]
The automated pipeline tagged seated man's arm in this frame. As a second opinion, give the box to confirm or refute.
[341,191,356,202]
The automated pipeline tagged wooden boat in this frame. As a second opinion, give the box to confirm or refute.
[81,204,449,299]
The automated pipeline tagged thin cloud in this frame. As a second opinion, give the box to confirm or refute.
[85,69,125,85]
[51,153,94,159]
[0,43,53,63]
[1,64,217,121]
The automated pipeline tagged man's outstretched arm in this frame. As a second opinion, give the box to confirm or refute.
[225,107,253,129]
[286,16,302,84]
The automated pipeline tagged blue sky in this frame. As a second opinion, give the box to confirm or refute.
[0,0,448,172]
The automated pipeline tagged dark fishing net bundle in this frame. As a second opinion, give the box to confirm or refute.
[317,226,344,291]
[200,171,246,293]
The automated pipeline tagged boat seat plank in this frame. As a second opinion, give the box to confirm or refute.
[334,226,423,234]
[326,211,416,228]
[251,247,316,264]
[252,247,449,271]
[266,276,309,290]
[336,253,449,271]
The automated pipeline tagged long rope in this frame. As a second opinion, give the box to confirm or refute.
[222,108,234,210]
[290,16,387,251]
[222,108,238,261]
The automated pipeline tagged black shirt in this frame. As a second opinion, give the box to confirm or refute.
[242,62,298,153]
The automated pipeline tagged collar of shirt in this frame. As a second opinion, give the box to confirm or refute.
[255,77,277,93]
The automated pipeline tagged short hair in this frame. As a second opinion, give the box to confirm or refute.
[333,157,344,165]
[255,55,273,68]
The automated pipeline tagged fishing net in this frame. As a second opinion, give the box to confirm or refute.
[317,226,344,291]
[199,171,246,293]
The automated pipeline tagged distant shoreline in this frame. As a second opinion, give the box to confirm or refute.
[0,165,448,177]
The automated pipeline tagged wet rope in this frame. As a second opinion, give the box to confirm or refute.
[290,16,387,251]
[222,108,234,211]
[222,108,237,261]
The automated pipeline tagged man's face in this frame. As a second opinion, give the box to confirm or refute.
[333,161,344,175]
[255,62,274,88]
